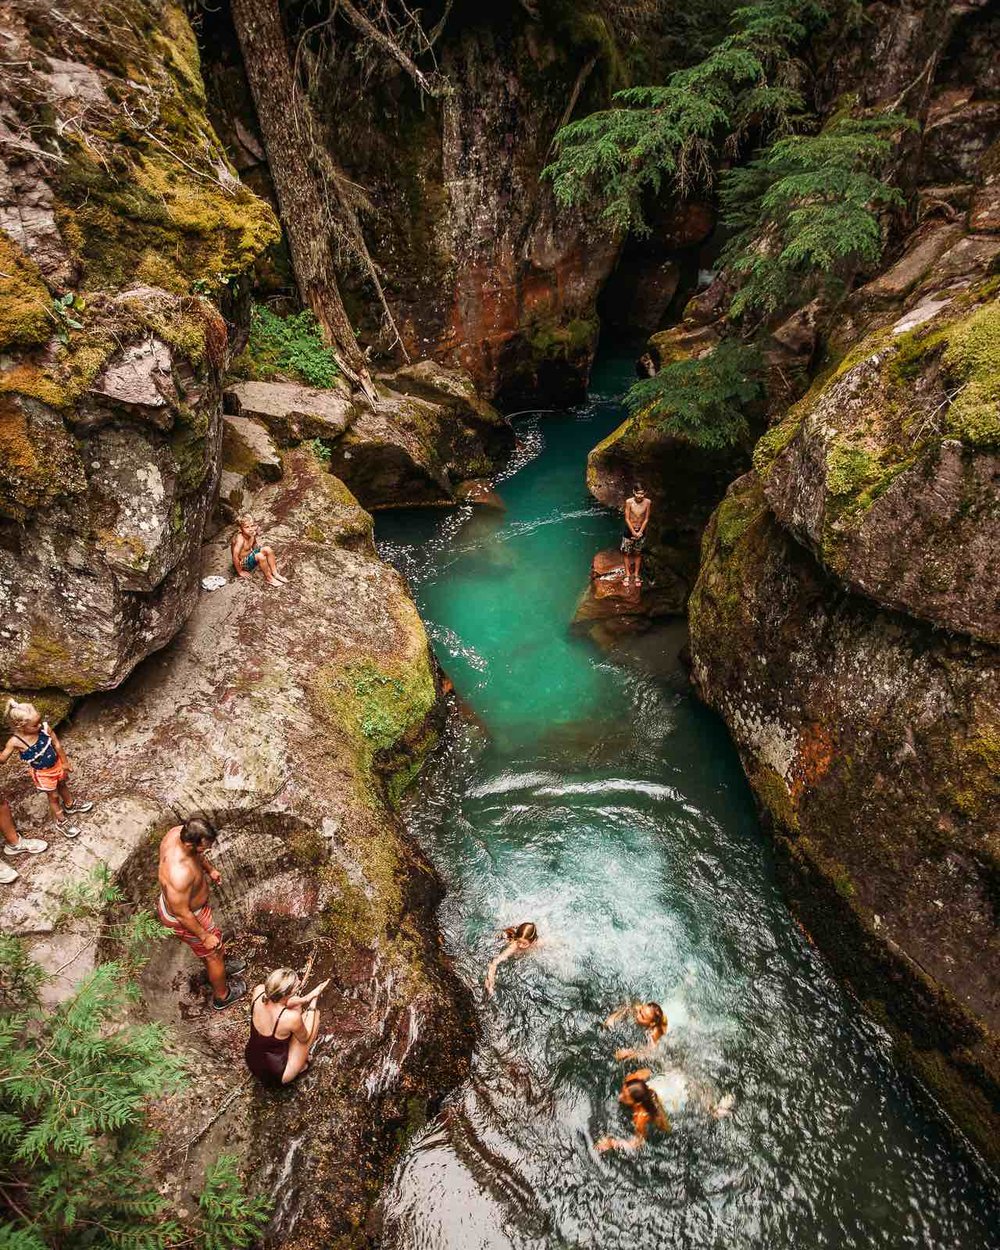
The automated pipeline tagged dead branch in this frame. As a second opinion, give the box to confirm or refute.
[335,0,450,97]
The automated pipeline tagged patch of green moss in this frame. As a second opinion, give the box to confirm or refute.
[754,764,800,832]
[526,315,598,363]
[941,302,1000,447]
[0,236,52,351]
[714,482,760,550]
[826,443,880,497]
[0,396,87,520]
[945,728,1000,819]
[752,415,802,475]
[288,828,328,869]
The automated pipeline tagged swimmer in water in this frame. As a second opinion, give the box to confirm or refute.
[604,1000,668,1059]
[596,1068,670,1153]
[484,922,537,997]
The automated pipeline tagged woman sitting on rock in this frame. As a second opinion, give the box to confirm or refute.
[604,1000,668,1059]
[0,700,92,837]
[596,1068,671,1153]
[245,968,329,1087]
[232,515,287,586]
[485,921,538,997]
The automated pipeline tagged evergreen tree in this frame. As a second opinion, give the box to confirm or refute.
[626,339,763,449]
[719,114,912,319]
[544,0,832,232]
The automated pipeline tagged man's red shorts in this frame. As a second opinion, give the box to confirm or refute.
[157,895,223,960]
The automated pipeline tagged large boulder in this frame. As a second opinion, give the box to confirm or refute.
[759,292,1000,642]
[0,289,231,696]
[689,473,1000,1163]
[0,0,278,701]
[225,364,514,510]
[0,451,471,1243]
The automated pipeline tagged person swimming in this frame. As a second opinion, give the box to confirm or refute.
[596,1068,671,1153]
[604,1000,668,1059]
[484,922,538,997]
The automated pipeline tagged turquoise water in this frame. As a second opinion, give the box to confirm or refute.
[375,354,1000,1249]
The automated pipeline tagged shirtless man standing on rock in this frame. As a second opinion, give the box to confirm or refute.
[157,814,246,1010]
[621,484,651,589]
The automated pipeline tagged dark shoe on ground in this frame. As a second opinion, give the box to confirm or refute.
[62,801,94,814]
[212,977,248,1011]
[197,956,246,985]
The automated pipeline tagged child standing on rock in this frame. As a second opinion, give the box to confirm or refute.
[231,515,287,586]
[0,700,92,838]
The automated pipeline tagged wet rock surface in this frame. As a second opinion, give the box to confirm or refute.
[0,451,472,1245]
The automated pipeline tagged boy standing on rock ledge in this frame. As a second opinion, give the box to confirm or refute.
[621,485,651,589]
[157,815,247,1011]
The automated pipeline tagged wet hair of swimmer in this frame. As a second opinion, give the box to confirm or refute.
[633,483,646,496]
[640,1002,666,1029]
[180,812,218,847]
[503,922,538,943]
[623,1077,660,1117]
[264,967,299,1001]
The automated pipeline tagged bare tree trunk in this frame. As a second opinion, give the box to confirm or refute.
[229,0,377,402]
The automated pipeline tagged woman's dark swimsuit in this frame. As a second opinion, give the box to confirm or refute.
[245,995,290,1087]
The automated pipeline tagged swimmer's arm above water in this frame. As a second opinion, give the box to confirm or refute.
[595,1133,645,1153]
[484,943,518,997]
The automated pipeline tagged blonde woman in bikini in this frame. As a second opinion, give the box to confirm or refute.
[245,967,330,1087]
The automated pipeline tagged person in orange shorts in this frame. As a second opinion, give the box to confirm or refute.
[0,700,92,837]
[157,814,246,1011]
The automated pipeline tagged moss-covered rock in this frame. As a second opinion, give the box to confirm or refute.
[690,471,1000,1163]
[0,1,277,701]
[762,291,1000,642]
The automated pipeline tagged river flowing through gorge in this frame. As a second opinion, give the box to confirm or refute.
[374,353,1000,1250]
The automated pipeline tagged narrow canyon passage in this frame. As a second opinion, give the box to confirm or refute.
[375,354,1000,1249]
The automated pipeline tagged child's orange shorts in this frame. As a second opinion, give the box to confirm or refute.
[31,762,68,793]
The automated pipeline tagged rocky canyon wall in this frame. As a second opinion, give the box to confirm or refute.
[690,0,1000,1161]
[201,2,693,405]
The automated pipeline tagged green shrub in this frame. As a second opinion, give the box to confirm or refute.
[238,304,339,388]
[626,339,763,449]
